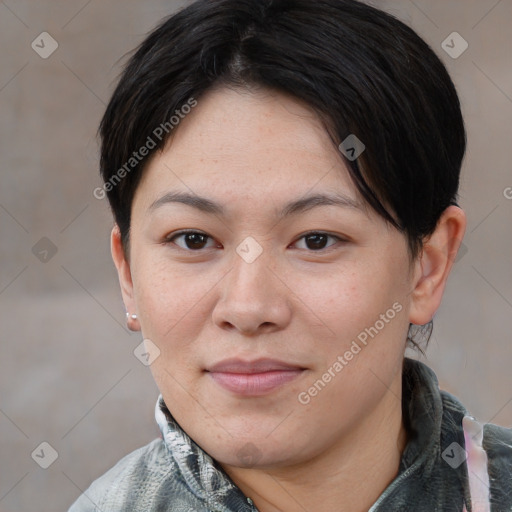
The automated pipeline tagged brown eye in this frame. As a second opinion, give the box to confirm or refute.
[183,233,208,249]
[166,231,217,250]
[304,233,329,250]
[294,232,342,251]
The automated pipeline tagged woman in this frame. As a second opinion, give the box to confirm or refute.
[70,0,512,510]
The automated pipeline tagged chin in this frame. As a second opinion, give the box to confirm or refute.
[198,431,305,470]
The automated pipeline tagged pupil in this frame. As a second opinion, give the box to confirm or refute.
[186,233,206,249]
[306,234,327,250]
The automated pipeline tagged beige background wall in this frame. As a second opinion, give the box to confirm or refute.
[0,1,510,510]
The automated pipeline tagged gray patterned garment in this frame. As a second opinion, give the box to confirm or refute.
[69,358,512,511]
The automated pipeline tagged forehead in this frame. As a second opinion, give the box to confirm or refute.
[134,86,363,214]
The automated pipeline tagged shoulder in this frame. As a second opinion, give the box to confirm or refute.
[439,387,512,509]
[483,422,512,460]
[483,422,512,508]
[68,437,191,511]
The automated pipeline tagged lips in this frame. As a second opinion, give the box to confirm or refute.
[205,358,305,396]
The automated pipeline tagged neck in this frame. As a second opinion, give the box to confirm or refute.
[221,374,408,512]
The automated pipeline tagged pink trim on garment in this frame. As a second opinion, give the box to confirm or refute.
[462,415,491,512]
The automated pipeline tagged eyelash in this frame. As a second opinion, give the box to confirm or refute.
[163,230,347,253]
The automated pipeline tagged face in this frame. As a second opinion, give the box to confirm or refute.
[118,86,419,469]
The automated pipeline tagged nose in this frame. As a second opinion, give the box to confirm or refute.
[211,247,292,336]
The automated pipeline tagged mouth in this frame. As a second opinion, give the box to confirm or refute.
[205,358,306,396]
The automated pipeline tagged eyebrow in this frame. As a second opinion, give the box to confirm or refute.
[148,190,363,218]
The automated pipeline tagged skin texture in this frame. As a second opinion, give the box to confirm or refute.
[111,86,466,512]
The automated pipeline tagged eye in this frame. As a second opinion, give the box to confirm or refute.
[293,231,345,251]
[164,230,346,252]
[164,230,219,251]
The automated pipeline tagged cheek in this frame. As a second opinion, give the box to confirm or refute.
[306,259,410,366]
[131,258,217,399]
[305,274,362,337]
[131,254,216,346]
[298,263,393,335]
[293,264,409,434]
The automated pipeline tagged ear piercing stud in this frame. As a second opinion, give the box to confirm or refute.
[126,312,138,320]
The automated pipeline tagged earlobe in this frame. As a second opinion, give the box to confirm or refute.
[409,206,466,326]
[111,225,141,332]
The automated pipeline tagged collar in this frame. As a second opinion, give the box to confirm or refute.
[156,395,256,511]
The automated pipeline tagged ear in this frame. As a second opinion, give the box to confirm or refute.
[111,225,141,332]
[409,205,467,325]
